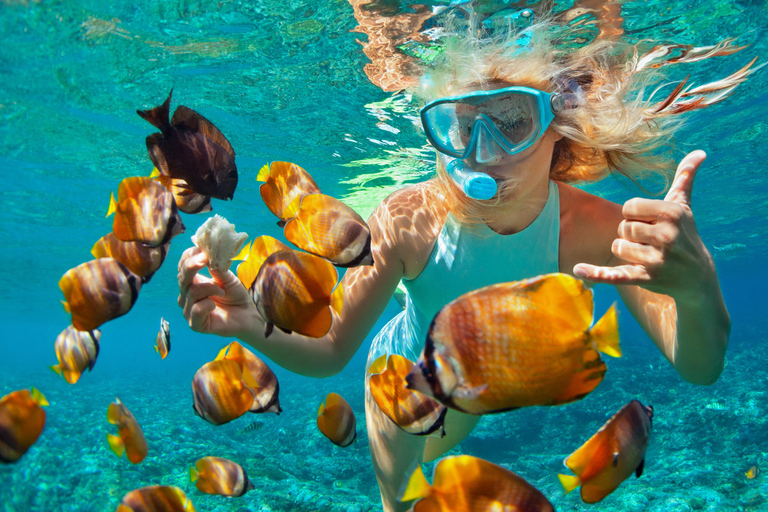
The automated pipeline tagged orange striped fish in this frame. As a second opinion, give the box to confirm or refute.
[59,258,142,331]
[192,359,261,425]
[91,232,169,283]
[107,176,185,247]
[152,169,212,214]
[316,392,356,447]
[257,161,320,225]
[116,485,196,512]
[190,456,255,497]
[50,326,101,384]
[368,354,446,436]
[154,318,170,359]
[282,193,373,267]
[559,400,654,503]
[402,455,554,511]
[0,388,48,463]
[107,398,148,464]
[250,249,343,338]
[406,273,620,415]
[216,341,281,414]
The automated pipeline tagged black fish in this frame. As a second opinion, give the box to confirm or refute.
[137,89,238,201]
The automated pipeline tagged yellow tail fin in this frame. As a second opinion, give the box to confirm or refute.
[50,365,63,378]
[400,465,431,502]
[233,241,251,261]
[106,192,117,217]
[281,195,303,221]
[107,433,124,458]
[190,466,199,483]
[149,168,160,178]
[590,303,621,358]
[61,300,70,314]
[331,283,344,315]
[31,388,49,406]
[558,473,581,494]
[256,163,271,182]
[368,354,388,375]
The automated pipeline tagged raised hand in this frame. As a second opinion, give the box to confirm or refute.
[574,150,716,300]
[177,247,260,337]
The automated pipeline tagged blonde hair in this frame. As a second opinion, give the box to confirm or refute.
[415,16,758,225]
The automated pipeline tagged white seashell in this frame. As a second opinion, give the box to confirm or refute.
[191,214,248,272]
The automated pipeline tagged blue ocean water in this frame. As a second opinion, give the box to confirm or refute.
[1,0,767,510]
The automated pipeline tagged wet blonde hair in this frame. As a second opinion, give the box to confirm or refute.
[415,16,755,225]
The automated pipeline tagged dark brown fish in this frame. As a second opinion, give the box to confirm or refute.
[59,258,142,331]
[51,326,101,384]
[0,388,48,463]
[138,89,237,201]
[190,456,255,497]
[108,176,185,248]
[91,232,169,283]
[116,485,196,512]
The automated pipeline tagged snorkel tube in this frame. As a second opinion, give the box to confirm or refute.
[438,152,497,201]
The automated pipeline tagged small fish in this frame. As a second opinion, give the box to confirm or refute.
[116,485,196,512]
[152,168,212,214]
[238,420,265,434]
[0,388,48,463]
[107,176,185,248]
[746,466,761,479]
[107,397,148,464]
[50,326,101,384]
[406,273,620,415]
[368,354,447,437]
[138,89,237,201]
[154,317,170,359]
[559,400,654,503]
[59,258,142,331]
[250,249,344,338]
[235,235,291,290]
[190,456,255,497]
[216,341,281,414]
[91,232,169,283]
[316,392,356,447]
[282,193,374,267]
[257,161,320,225]
[191,359,261,426]
[401,454,554,511]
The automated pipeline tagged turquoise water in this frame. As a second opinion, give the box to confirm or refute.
[1,0,767,510]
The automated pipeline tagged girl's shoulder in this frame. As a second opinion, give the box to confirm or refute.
[556,181,624,269]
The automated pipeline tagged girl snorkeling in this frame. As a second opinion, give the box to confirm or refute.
[177,16,756,511]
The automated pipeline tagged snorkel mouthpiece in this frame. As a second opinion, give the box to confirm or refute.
[438,153,497,201]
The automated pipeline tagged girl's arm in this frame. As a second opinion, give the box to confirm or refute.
[574,150,730,385]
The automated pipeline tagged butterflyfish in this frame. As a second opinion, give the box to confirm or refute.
[282,193,374,267]
[368,354,447,437]
[216,341,281,414]
[152,169,212,214]
[51,326,101,384]
[256,161,320,225]
[107,397,148,464]
[190,214,248,272]
[558,400,654,503]
[191,358,262,426]
[746,466,761,479]
[235,235,291,290]
[250,249,343,338]
[189,456,255,497]
[59,258,142,331]
[137,89,237,201]
[107,176,185,248]
[0,388,48,463]
[91,232,169,283]
[154,317,170,359]
[406,273,620,415]
[116,485,196,512]
[316,392,356,447]
[401,455,554,512]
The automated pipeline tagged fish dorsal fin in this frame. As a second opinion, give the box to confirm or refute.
[215,342,233,361]
[107,401,122,425]
[590,303,621,358]
[400,464,431,503]
[236,236,290,289]
[171,105,235,157]
[518,273,593,331]
[369,354,388,375]
[137,89,173,133]
[635,458,645,478]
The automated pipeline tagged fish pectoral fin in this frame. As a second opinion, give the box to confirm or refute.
[635,458,645,478]
[107,433,125,458]
[452,382,488,400]
[558,473,581,494]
